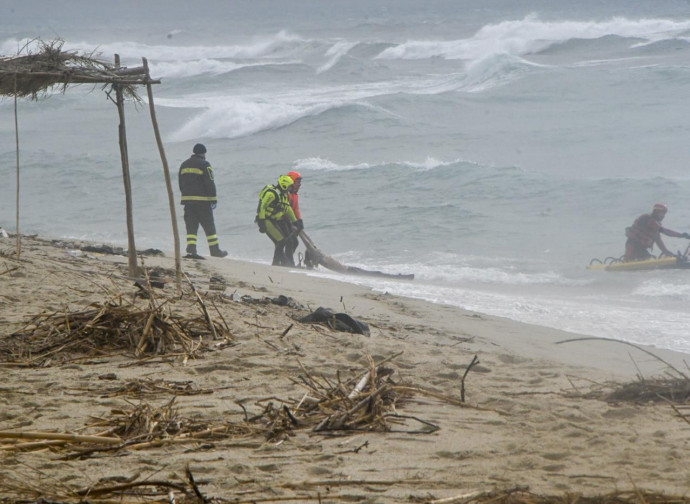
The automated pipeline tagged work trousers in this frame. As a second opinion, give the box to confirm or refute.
[183,202,219,253]
[265,218,295,266]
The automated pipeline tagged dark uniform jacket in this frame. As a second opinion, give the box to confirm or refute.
[179,154,217,204]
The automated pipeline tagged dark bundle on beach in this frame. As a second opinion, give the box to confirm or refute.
[3,296,229,366]
[0,39,141,100]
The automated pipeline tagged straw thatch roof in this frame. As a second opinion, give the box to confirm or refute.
[0,39,158,100]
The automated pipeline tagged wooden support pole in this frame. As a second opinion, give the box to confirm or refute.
[142,57,182,289]
[114,54,139,277]
[13,75,20,258]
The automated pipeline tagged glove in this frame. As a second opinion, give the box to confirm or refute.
[211,202,217,210]
[682,233,690,239]
[294,219,304,231]
[258,219,267,234]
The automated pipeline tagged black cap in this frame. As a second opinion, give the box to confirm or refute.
[193,143,207,155]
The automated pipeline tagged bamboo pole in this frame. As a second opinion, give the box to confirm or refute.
[14,74,20,258]
[142,57,181,289]
[0,70,161,85]
[114,54,139,277]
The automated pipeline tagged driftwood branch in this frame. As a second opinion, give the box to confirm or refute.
[461,354,479,402]
[0,430,121,445]
[556,336,689,380]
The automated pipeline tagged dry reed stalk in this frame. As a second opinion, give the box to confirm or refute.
[3,293,229,366]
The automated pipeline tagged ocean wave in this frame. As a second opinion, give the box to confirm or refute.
[149,59,282,78]
[293,156,472,172]
[374,16,690,62]
[633,279,690,300]
[165,99,377,141]
[316,40,359,74]
[1,31,306,63]
[463,53,544,92]
[163,69,508,140]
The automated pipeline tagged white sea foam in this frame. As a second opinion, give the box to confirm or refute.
[149,59,294,78]
[162,72,486,141]
[294,156,474,172]
[293,157,374,172]
[316,40,359,74]
[633,279,690,300]
[1,31,305,63]
[375,16,690,61]
[166,99,341,141]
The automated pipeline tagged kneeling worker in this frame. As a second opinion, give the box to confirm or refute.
[624,203,690,262]
[256,175,304,266]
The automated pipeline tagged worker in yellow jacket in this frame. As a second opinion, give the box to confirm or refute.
[255,175,303,266]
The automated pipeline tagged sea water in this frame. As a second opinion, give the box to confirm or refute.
[2,0,690,353]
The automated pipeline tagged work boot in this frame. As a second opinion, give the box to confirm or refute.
[185,247,205,260]
[210,245,228,258]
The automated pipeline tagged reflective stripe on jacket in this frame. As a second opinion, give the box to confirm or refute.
[179,154,217,203]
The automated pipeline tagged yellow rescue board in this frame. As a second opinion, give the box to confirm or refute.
[587,256,679,271]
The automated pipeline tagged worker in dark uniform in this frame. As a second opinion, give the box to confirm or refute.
[256,175,303,266]
[624,203,690,261]
[178,143,227,259]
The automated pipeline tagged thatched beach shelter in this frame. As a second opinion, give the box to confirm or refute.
[0,39,181,282]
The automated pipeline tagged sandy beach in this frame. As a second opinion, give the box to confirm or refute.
[1,235,689,503]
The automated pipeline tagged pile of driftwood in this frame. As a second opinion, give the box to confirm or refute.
[0,355,472,458]
[3,294,230,366]
[249,354,478,440]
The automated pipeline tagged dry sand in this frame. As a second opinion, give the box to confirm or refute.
[1,236,689,502]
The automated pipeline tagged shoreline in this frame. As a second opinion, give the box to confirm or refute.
[18,232,690,377]
[2,235,690,500]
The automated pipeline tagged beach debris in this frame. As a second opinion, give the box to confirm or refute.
[81,243,127,255]
[298,306,371,336]
[88,377,216,398]
[3,294,229,366]
[209,274,227,291]
[1,471,688,504]
[417,487,690,504]
[605,377,690,404]
[461,355,480,403]
[558,336,690,422]
[0,464,211,504]
[299,230,415,280]
[240,293,304,309]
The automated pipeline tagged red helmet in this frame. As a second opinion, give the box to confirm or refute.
[288,170,302,183]
[653,203,668,214]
